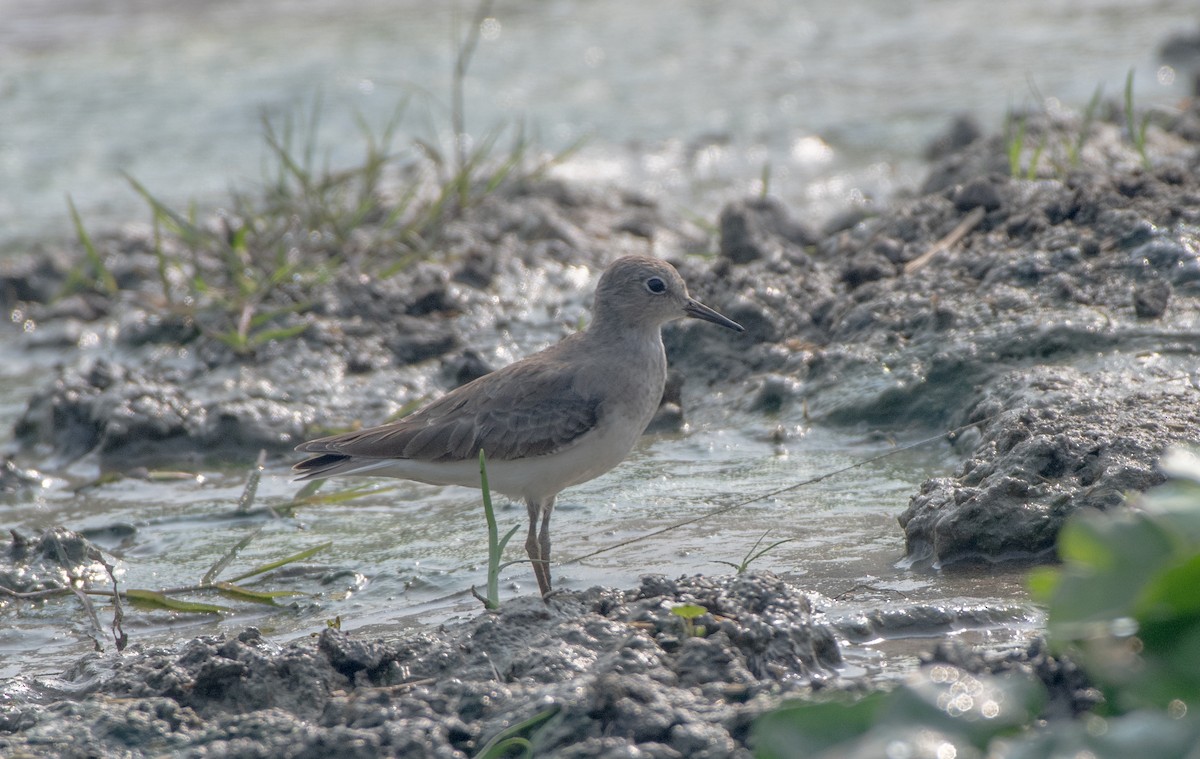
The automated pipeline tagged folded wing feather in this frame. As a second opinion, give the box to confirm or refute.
[294,359,602,477]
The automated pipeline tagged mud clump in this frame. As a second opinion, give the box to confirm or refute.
[0,527,115,595]
[0,573,838,758]
[675,102,1200,567]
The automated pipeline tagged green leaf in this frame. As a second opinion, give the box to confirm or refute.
[214,582,304,606]
[224,541,332,584]
[1047,514,1176,632]
[247,323,309,347]
[1137,553,1200,621]
[753,693,887,759]
[474,705,560,759]
[497,524,521,555]
[476,738,530,759]
[229,224,249,254]
[1026,566,1061,603]
[1132,617,1200,706]
[1057,518,1114,569]
[670,603,707,620]
[124,589,228,614]
[884,668,1046,748]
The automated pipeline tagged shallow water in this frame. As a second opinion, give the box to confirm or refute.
[0,325,1036,687]
[1,0,1194,245]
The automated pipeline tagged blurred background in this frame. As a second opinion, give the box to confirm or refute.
[1,0,1196,247]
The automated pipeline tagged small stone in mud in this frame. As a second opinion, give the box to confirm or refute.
[722,297,779,343]
[0,457,44,494]
[720,203,775,264]
[749,374,804,415]
[443,349,494,388]
[644,402,684,433]
[452,249,498,290]
[821,204,874,236]
[614,212,657,240]
[1133,280,1171,319]
[953,175,1004,213]
[718,197,817,264]
[385,320,458,365]
[840,252,894,289]
[405,286,457,317]
[925,113,983,160]
[346,351,386,374]
[872,236,907,264]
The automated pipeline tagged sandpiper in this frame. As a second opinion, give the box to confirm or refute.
[294,255,744,596]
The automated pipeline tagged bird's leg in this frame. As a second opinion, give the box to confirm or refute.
[537,496,555,594]
[525,498,553,597]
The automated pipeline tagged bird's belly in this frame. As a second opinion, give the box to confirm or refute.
[366,415,642,503]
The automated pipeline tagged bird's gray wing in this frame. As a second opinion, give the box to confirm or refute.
[296,359,601,463]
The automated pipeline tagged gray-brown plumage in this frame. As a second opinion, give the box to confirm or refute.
[295,256,743,597]
[296,360,599,471]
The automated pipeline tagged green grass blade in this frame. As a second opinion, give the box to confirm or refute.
[236,450,267,515]
[124,589,229,614]
[213,329,252,353]
[248,301,309,329]
[296,484,399,506]
[479,450,502,610]
[1124,68,1151,169]
[477,738,531,759]
[247,323,310,348]
[225,541,333,584]
[474,705,559,759]
[123,172,204,245]
[1026,137,1045,180]
[214,582,305,605]
[1124,69,1137,143]
[527,135,589,182]
[290,479,325,501]
[1071,83,1103,168]
[203,524,265,585]
[1007,115,1025,178]
[66,195,118,295]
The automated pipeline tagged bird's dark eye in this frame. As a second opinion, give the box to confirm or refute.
[645,277,667,294]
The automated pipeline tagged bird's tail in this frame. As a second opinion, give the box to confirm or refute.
[292,454,393,480]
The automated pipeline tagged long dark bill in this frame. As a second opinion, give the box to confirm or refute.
[683,299,745,332]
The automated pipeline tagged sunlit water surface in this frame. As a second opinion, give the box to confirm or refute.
[1,0,1193,246]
